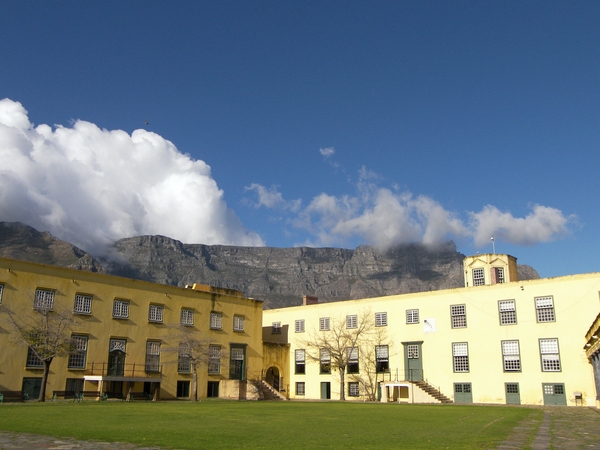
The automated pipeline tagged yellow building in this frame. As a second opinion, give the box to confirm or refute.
[0,257,264,401]
[263,254,600,407]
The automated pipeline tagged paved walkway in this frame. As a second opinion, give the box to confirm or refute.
[0,406,598,449]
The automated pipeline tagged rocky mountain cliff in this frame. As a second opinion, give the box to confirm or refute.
[0,222,539,309]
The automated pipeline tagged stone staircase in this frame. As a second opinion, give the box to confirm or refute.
[411,380,453,403]
[253,380,287,401]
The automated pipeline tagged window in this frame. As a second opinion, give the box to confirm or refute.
[177,381,190,398]
[178,343,191,373]
[491,267,505,284]
[295,349,306,374]
[0,283,3,304]
[319,317,330,331]
[535,296,555,323]
[375,345,389,373]
[452,342,469,372]
[272,322,281,334]
[73,294,92,315]
[406,309,419,324]
[26,347,43,368]
[454,383,472,393]
[544,383,564,395]
[296,382,305,396]
[68,336,88,369]
[498,300,517,325]
[34,289,54,310]
[451,304,467,328]
[148,304,164,323]
[210,312,222,330]
[407,344,419,359]
[208,345,221,374]
[112,299,129,319]
[375,312,388,327]
[320,348,331,374]
[540,338,561,372]
[180,309,194,326]
[506,383,519,394]
[346,315,358,329]
[348,382,360,397]
[295,319,305,333]
[347,347,359,374]
[472,268,485,286]
[502,340,521,372]
[233,315,245,332]
[145,341,161,373]
[229,346,245,380]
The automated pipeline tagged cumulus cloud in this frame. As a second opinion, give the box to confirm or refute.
[244,183,302,212]
[319,147,335,158]
[0,99,264,255]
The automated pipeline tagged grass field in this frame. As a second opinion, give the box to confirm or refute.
[0,400,541,449]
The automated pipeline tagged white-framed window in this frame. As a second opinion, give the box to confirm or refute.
[375,345,389,373]
[406,309,419,324]
[498,300,517,325]
[233,315,245,332]
[540,338,561,372]
[272,322,281,334]
[178,343,191,373]
[296,382,306,396]
[492,267,505,284]
[68,335,88,369]
[73,294,92,315]
[208,345,221,374]
[535,296,555,323]
[295,349,306,374]
[34,288,54,310]
[348,382,360,397]
[451,304,467,328]
[319,317,330,331]
[452,342,469,372]
[0,283,5,304]
[472,268,485,286]
[502,340,521,372]
[210,312,223,330]
[375,312,388,327]
[26,346,43,367]
[347,347,359,374]
[180,308,194,326]
[346,314,358,329]
[112,299,129,319]
[407,344,419,359]
[148,304,164,323]
[145,341,161,373]
[320,348,331,373]
[295,319,305,333]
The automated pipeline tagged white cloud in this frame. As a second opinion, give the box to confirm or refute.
[319,147,335,158]
[244,183,301,212]
[0,99,264,255]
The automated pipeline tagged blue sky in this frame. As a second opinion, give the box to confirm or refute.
[0,1,598,278]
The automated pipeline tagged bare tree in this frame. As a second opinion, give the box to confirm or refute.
[2,304,77,402]
[302,311,375,401]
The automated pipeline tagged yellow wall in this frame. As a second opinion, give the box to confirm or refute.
[0,257,263,400]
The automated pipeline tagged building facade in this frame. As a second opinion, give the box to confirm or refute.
[0,257,264,401]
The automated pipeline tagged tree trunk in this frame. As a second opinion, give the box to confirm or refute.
[39,358,53,402]
[192,364,198,401]
[339,367,346,401]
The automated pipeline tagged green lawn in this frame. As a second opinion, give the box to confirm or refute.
[0,400,541,449]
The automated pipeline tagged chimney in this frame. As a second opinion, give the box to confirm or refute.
[303,295,318,306]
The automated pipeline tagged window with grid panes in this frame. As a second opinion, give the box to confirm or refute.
[320,348,331,373]
[493,267,505,283]
[208,345,221,374]
[272,322,281,334]
[375,345,389,373]
[319,317,330,331]
[502,340,521,371]
[233,315,244,332]
[296,382,305,395]
[346,314,357,329]
[148,304,164,323]
[177,343,191,373]
[347,347,359,374]
[348,382,360,397]
[73,294,92,314]
[180,308,194,326]
[451,304,467,328]
[295,319,305,333]
[112,299,129,318]
[535,296,555,322]
[375,312,387,327]
[498,300,517,325]
[472,268,485,286]
[295,349,306,374]
[454,383,471,393]
[452,342,469,372]
[406,309,419,324]
[34,289,54,310]
[210,312,222,330]
[26,346,43,367]
[407,344,419,359]
[539,338,561,371]
[145,341,161,372]
[68,336,88,369]
[506,383,519,394]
